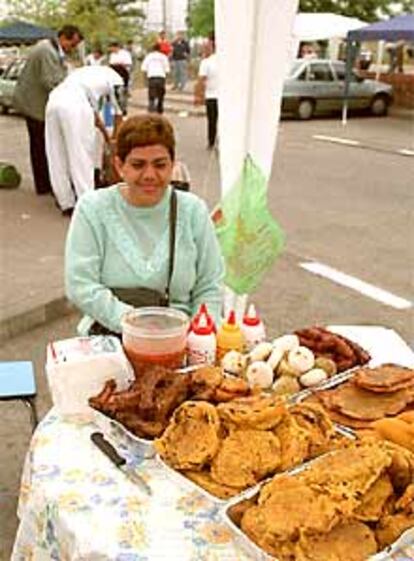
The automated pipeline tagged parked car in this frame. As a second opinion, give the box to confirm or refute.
[282,59,393,120]
[0,47,20,74]
[0,57,26,114]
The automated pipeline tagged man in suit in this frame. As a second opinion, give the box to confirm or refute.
[13,25,83,197]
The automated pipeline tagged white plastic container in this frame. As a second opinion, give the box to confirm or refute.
[241,304,266,352]
[46,336,134,420]
[187,309,216,365]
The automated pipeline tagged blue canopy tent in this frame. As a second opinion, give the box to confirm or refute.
[348,13,414,42]
[0,21,55,45]
[342,13,414,123]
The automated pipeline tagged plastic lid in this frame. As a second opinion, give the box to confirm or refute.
[122,307,189,339]
[191,303,216,333]
[192,312,215,335]
[243,304,261,326]
[227,310,236,325]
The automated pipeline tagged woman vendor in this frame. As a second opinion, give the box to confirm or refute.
[65,114,224,335]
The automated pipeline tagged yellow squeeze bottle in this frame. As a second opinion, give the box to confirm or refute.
[216,310,245,364]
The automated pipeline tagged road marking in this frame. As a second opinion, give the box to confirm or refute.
[300,261,413,310]
[313,134,414,157]
[313,134,360,146]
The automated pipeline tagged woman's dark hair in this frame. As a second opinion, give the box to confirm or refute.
[116,114,175,162]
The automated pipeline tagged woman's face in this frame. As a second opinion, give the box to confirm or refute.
[115,144,174,206]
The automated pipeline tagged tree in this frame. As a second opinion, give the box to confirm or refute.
[4,0,65,28]
[5,0,147,45]
[186,0,413,36]
[187,0,214,37]
[299,0,414,23]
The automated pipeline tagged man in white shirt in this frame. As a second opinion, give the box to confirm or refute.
[85,47,105,66]
[195,36,218,149]
[141,43,170,114]
[45,66,123,214]
[108,41,133,115]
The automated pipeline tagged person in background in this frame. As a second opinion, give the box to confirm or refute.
[86,46,105,66]
[141,43,170,114]
[45,66,124,215]
[13,24,83,196]
[194,34,218,150]
[108,41,132,115]
[65,114,224,336]
[157,30,172,58]
[299,43,317,59]
[171,31,190,91]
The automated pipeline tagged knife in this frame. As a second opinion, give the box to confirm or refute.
[91,431,152,496]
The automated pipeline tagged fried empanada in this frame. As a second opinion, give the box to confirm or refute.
[273,414,310,471]
[297,521,377,561]
[354,474,394,522]
[243,476,340,543]
[375,512,414,550]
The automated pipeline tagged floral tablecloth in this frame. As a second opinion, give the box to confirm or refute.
[11,326,414,561]
[11,410,414,561]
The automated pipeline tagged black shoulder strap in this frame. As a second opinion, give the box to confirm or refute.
[164,188,177,304]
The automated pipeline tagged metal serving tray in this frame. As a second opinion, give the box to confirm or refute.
[92,408,155,459]
[221,458,414,561]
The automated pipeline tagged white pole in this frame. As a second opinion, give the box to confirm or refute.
[376,40,385,80]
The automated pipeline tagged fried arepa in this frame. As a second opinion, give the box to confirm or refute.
[217,394,286,431]
[354,364,414,393]
[289,402,336,458]
[319,382,413,421]
[210,429,281,488]
[154,401,220,470]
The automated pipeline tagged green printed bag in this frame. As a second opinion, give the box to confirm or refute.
[215,155,284,294]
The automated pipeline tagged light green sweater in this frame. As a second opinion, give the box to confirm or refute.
[65,185,224,334]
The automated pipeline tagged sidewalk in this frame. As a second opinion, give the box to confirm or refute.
[0,185,73,341]
[129,80,205,117]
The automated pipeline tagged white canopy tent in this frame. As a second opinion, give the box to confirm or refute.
[292,13,367,59]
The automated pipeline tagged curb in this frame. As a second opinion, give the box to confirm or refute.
[129,100,205,118]
[0,297,76,343]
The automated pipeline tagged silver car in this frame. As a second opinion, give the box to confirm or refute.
[282,59,393,120]
[0,57,26,114]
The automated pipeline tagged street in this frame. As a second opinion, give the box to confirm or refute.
[0,106,413,558]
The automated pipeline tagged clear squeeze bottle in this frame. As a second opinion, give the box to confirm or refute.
[241,303,266,352]
[187,309,216,365]
[216,310,245,363]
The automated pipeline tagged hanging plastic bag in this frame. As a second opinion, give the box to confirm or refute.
[215,155,284,294]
